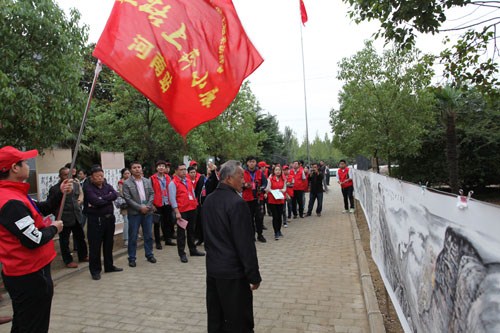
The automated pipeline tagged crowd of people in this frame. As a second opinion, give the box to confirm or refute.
[0,145,356,332]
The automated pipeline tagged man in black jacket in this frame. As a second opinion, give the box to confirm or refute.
[202,160,261,333]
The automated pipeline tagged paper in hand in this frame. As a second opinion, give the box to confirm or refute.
[177,218,188,229]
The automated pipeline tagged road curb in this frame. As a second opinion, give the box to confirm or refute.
[349,212,386,333]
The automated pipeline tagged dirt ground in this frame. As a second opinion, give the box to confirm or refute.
[354,201,404,333]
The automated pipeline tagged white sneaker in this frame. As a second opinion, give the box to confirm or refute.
[349,208,355,213]
[283,223,288,228]
[342,210,349,214]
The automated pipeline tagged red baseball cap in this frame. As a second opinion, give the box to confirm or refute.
[283,165,289,170]
[189,160,198,166]
[0,146,38,172]
[257,161,269,168]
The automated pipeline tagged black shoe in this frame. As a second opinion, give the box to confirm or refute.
[180,255,188,263]
[147,256,157,263]
[165,239,177,246]
[293,215,298,219]
[287,216,291,219]
[306,213,311,217]
[257,235,267,243]
[91,273,101,280]
[299,215,304,218]
[156,243,163,250]
[190,250,205,256]
[128,261,136,267]
[105,266,123,273]
[262,225,268,230]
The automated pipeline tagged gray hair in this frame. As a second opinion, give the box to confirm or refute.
[219,160,242,181]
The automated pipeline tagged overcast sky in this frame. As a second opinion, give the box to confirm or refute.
[54,0,490,142]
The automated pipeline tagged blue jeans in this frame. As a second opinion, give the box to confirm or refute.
[122,214,128,241]
[127,214,153,261]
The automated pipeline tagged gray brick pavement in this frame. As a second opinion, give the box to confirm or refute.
[0,184,369,333]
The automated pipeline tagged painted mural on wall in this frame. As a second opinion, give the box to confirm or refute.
[354,170,500,333]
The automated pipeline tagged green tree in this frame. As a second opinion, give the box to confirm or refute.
[0,0,87,150]
[343,0,499,95]
[195,81,265,163]
[282,126,300,163]
[255,112,285,163]
[330,41,435,175]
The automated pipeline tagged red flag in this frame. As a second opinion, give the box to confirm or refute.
[300,0,308,25]
[93,0,263,137]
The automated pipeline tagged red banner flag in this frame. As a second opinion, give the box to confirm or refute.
[300,0,308,25]
[93,0,263,137]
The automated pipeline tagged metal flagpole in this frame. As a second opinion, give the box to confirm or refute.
[56,60,103,220]
[299,20,310,166]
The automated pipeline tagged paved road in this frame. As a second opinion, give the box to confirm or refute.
[0,184,369,333]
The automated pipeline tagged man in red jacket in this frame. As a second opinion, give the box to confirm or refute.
[242,157,266,243]
[0,146,69,332]
[337,160,355,213]
[150,160,176,249]
[290,160,307,218]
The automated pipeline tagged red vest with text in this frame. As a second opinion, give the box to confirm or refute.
[173,176,198,213]
[267,176,285,205]
[151,173,171,207]
[291,167,308,191]
[0,181,56,276]
[338,167,353,188]
[242,169,262,202]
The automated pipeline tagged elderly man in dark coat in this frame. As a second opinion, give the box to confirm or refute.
[202,160,262,333]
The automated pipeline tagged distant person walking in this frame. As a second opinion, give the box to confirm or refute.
[265,166,286,240]
[337,160,355,213]
[202,160,261,333]
[306,163,324,217]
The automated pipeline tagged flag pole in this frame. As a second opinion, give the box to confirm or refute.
[299,19,310,166]
[56,60,102,220]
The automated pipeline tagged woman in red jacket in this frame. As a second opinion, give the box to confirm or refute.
[265,166,287,240]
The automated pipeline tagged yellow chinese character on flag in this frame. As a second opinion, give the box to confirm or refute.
[161,23,187,51]
[128,34,154,60]
[199,88,219,108]
[150,52,167,77]
[117,0,138,6]
[159,71,173,93]
[139,0,172,28]
[191,71,208,89]
[178,49,200,71]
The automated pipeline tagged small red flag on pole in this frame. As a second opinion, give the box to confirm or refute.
[93,0,263,137]
[300,0,308,25]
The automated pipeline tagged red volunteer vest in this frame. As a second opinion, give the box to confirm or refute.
[292,167,308,191]
[285,174,294,197]
[267,176,285,205]
[173,176,198,213]
[151,173,171,207]
[0,181,56,276]
[242,169,262,202]
[338,167,353,188]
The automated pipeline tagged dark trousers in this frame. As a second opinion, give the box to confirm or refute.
[2,264,53,333]
[154,205,173,245]
[307,192,324,215]
[342,186,355,210]
[246,200,263,236]
[292,190,305,217]
[207,276,254,333]
[87,214,115,275]
[59,223,88,264]
[177,209,197,256]
[195,205,204,243]
[269,204,283,234]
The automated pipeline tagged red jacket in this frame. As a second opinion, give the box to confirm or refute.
[242,169,262,202]
[338,167,353,188]
[150,173,171,207]
[172,176,198,213]
[267,175,286,205]
[291,167,308,191]
[0,181,56,276]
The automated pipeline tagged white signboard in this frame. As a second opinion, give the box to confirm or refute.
[37,173,60,201]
